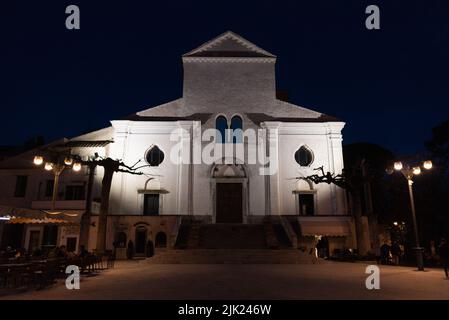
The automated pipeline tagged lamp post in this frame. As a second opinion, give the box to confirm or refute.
[34,155,82,211]
[386,159,433,271]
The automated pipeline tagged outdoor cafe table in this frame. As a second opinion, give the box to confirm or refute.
[0,262,35,288]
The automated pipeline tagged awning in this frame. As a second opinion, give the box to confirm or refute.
[299,220,351,237]
[7,217,71,224]
[0,206,82,225]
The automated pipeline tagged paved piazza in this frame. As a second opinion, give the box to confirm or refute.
[3,261,449,300]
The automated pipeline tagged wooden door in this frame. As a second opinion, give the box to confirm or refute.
[216,183,243,223]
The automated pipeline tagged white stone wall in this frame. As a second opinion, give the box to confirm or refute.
[108,120,191,216]
[276,122,347,216]
[104,117,346,219]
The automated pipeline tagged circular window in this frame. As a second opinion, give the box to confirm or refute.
[295,146,313,167]
[146,145,164,166]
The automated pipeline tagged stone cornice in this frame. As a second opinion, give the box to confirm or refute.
[182,57,276,63]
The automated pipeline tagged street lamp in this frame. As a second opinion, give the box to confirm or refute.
[387,159,433,271]
[33,155,82,211]
[394,161,403,171]
[423,161,433,170]
[72,162,82,172]
[44,162,54,171]
[33,156,44,166]
[64,157,73,166]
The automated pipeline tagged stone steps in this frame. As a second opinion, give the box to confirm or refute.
[187,224,201,249]
[141,249,318,264]
[199,224,267,249]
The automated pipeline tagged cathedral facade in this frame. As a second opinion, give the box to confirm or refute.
[0,32,356,257]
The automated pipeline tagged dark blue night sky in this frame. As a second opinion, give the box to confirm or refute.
[2,0,449,155]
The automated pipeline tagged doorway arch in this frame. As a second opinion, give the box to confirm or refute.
[134,226,147,255]
[210,160,248,223]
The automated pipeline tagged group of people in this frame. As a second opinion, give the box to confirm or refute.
[380,238,449,278]
[380,241,404,265]
[2,238,158,262]
[0,244,91,261]
[0,246,27,259]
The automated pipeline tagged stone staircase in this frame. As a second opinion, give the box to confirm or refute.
[142,249,314,264]
[174,221,201,249]
[271,223,292,248]
[147,220,317,264]
[187,223,202,248]
[198,224,267,249]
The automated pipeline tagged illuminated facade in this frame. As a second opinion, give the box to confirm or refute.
[0,32,355,257]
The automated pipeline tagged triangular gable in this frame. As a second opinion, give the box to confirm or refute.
[183,31,276,58]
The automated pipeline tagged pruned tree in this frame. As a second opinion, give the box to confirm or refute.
[79,157,155,254]
[291,165,371,255]
[35,144,158,255]
[290,143,397,255]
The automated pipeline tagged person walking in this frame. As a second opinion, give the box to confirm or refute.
[438,238,449,279]
[309,244,318,264]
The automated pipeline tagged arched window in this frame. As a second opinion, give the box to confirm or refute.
[230,116,243,144]
[155,232,167,248]
[216,116,228,143]
[295,146,313,167]
[146,145,164,166]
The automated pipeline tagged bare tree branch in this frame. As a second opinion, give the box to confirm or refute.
[294,166,348,189]
[116,168,144,175]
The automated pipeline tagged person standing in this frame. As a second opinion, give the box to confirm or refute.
[430,240,437,266]
[146,238,154,258]
[79,245,88,258]
[127,240,134,260]
[391,241,402,266]
[438,238,449,279]
[112,240,118,259]
[380,243,391,265]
